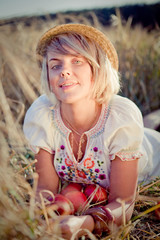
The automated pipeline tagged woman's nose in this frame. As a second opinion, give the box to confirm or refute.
[60,71,70,78]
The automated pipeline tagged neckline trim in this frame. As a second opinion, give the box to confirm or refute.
[51,103,111,138]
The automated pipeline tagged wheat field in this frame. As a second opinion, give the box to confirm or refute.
[0,11,160,239]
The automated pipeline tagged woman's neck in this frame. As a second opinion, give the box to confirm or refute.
[60,100,101,134]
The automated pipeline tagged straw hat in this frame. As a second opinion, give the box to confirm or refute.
[36,23,119,71]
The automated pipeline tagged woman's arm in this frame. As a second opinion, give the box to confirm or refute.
[35,149,94,239]
[82,156,139,237]
[104,156,139,225]
[35,148,59,197]
[58,215,94,239]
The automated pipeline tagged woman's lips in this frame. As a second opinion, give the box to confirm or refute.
[60,82,78,89]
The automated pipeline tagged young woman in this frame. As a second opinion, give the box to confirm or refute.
[23,23,160,239]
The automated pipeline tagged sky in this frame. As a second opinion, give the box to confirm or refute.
[0,0,159,20]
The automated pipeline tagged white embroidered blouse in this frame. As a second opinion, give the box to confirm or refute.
[23,94,153,188]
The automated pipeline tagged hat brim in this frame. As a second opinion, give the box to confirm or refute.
[36,23,118,71]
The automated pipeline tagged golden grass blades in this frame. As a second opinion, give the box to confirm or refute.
[0,146,66,239]
[0,40,38,104]
[0,10,160,239]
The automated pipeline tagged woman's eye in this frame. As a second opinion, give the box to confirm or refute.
[74,60,82,64]
[51,65,61,70]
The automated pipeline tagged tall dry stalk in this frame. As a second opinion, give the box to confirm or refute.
[0,10,160,239]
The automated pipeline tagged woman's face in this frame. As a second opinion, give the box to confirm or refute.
[47,48,93,104]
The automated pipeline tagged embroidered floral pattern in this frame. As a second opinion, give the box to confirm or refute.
[93,147,98,152]
[84,158,95,168]
[58,171,65,177]
[77,170,87,179]
[55,143,108,186]
[98,174,106,180]
[52,104,111,187]
[60,145,65,150]
[65,157,73,166]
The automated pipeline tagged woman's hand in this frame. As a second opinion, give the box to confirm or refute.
[58,215,94,240]
[83,206,114,236]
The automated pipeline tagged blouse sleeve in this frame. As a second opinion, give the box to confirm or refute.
[23,94,55,154]
[105,95,144,161]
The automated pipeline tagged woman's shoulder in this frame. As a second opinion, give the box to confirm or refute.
[23,95,55,154]
[27,94,53,112]
[24,94,53,126]
[104,95,144,157]
[110,94,141,111]
[109,95,143,121]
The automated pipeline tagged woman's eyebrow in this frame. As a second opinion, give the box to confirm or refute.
[49,58,60,62]
[48,54,83,62]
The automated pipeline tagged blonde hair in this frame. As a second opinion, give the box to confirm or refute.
[41,33,120,105]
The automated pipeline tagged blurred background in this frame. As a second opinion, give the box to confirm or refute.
[1,0,160,145]
[0,0,159,19]
[0,1,160,239]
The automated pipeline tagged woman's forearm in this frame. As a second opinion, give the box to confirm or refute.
[103,199,135,226]
[78,215,95,232]
[57,215,95,239]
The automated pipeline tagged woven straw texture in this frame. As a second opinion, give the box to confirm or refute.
[36,24,119,70]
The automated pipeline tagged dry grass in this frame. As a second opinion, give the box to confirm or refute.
[0,10,160,240]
